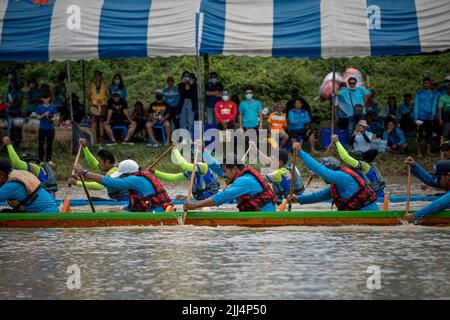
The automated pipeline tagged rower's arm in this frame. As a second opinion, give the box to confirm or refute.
[83,147,99,170]
[202,149,223,177]
[297,187,332,204]
[173,149,208,175]
[6,145,41,176]
[264,168,285,184]
[190,197,216,210]
[154,170,186,182]
[298,150,345,184]
[414,191,450,220]
[75,180,105,190]
[410,163,440,189]
[335,141,370,174]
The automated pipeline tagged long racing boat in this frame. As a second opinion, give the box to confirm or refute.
[1,210,449,228]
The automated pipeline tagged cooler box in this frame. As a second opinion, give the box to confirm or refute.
[321,129,347,149]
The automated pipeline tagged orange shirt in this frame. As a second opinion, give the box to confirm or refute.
[268,112,287,132]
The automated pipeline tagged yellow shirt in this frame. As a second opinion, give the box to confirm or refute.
[89,82,108,105]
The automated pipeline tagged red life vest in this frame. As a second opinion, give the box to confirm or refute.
[330,167,377,211]
[128,170,173,212]
[446,181,450,191]
[233,167,278,212]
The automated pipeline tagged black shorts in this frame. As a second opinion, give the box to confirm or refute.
[289,129,313,140]
[109,121,130,128]
[417,120,433,141]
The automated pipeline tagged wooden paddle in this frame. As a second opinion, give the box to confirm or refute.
[79,174,95,213]
[148,142,179,170]
[405,164,412,216]
[61,145,83,213]
[287,151,298,212]
[182,146,200,225]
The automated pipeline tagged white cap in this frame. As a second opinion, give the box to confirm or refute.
[110,160,139,178]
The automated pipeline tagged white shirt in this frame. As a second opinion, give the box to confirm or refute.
[353,131,373,153]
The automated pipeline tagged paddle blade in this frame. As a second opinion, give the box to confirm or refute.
[61,196,71,213]
[278,199,287,212]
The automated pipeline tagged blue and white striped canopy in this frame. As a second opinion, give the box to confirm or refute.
[0,0,449,61]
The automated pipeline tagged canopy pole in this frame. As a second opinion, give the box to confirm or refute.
[82,60,86,110]
[196,53,204,124]
[204,54,209,94]
[66,62,74,123]
[331,58,336,135]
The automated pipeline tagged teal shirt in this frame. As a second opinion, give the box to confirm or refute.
[0,182,59,213]
[239,99,262,128]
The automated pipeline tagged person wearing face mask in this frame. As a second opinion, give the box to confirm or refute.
[239,86,263,150]
[337,77,371,140]
[108,74,127,99]
[214,89,237,131]
[177,71,198,130]
[205,72,224,125]
[162,76,180,129]
[25,78,42,116]
[146,90,171,147]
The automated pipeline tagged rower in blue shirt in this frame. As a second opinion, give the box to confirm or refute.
[73,159,173,212]
[404,157,450,223]
[288,142,379,211]
[0,159,59,213]
[183,155,277,212]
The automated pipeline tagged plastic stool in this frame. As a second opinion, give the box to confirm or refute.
[112,126,128,141]
[150,124,166,145]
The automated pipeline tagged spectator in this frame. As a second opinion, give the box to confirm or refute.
[88,70,109,143]
[438,85,450,141]
[5,70,23,92]
[70,93,85,124]
[414,77,440,157]
[438,75,450,96]
[365,91,379,115]
[131,101,148,139]
[178,71,198,130]
[146,90,171,147]
[25,78,42,116]
[239,86,263,132]
[378,95,399,126]
[108,74,127,98]
[104,92,136,145]
[162,76,180,129]
[288,97,316,152]
[40,83,52,98]
[399,93,414,135]
[36,94,56,163]
[383,121,408,153]
[333,82,351,142]
[5,79,23,148]
[268,99,289,148]
[350,120,375,153]
[52,71,68,121]
[366,113,384,139]
[337,77,371,137]
[231,94,241,128]
[286,89,312,118]
[205,72,224,125]
[214,88,237,130]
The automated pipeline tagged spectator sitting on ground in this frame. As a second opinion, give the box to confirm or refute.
[288,97,316,153]
[25,78,42,117]
[108,74,127,99]
[365,91,379,116]
[130,101,148,140]
[399,93,414,135]
[104,92,136,145]
[351,120,375,153]
[383,121,408,154]
[162,76,180,129]
[205,72,224,125]
[267,98,289,149]
[146,90,171,147]
[214,88,237,131]
[365,113,384,139]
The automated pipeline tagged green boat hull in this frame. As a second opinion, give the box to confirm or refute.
[1,210,450,228]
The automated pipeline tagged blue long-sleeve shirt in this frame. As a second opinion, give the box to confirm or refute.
[212,173,276,211]
[101,175,164,212]
[202,149,223,177]
[337,87,370,117]
[410,163,440,189]
[297,150,379,211]
[382,128,406,146]
[288,109,311,130]
[413,89,439,120]
[0,182,59,213]
[414,192,450,220]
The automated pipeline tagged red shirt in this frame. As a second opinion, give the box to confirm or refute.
[215,100,237,123]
